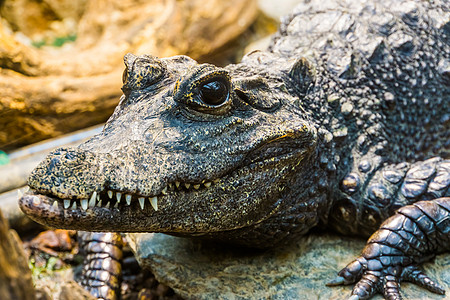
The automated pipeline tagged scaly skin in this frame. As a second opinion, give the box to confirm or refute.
[19,0,449,299]
[77,232,123,300]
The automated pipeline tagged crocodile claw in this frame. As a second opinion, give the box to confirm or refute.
[326,276,346,286]
[328,199,450,299]
[332,257,446,300]
[401,265,446,295]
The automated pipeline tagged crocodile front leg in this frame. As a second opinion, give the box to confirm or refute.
[77,231,124,300]
[327,157,449,299]
[328,197,449,299]
[330,157,449,237]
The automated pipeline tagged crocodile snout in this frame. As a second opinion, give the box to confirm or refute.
[28,147,104,199]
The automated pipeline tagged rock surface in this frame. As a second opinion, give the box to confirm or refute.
[128,233,449,300]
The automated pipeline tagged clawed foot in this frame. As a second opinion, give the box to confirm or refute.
[327,256,445,299]
[328,199,450,299]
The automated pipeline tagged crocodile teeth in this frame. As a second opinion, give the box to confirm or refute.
[105,201,110,209]
[169,183,173,189]
[175,181,180,189]
[52,201,58,209]
[204,182,211,188]
[185,183,190,189]
[149,196,158,211]
[193,184,200,189]
[88,197,95,208]
[126,194,132,205]
[96,194,100,201]
[107,190,113,199]
[116,192,122,203]
[161,187,168,195]
[88,193,96,207]
[138,197,145,210]
[64,200,71,209]
[81,199,88,211]
[97,200,102,207]
[71,202,77,209]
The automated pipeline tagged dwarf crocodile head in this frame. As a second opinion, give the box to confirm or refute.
[20,53,320,246]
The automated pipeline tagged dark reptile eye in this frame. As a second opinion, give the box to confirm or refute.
[199,79,229,106]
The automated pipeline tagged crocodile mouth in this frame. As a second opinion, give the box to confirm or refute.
[19,138,310,232]
[22,177,221,214]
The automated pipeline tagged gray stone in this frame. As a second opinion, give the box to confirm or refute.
[128,233,450,300]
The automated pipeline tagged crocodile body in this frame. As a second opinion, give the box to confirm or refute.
[20,0,449,299]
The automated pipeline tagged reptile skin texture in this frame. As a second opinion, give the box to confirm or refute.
[77,232,123,300]
[328,198,449,299]
[17,0,449,299]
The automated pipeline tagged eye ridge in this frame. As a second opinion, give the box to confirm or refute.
[198,79,230,106]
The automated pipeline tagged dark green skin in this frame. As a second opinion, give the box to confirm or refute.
[19,0,449,299]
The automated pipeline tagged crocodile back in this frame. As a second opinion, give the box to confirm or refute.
[269,0,449,163]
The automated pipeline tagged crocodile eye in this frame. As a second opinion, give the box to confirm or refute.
[199,79,229,106]
[173,66,232,115]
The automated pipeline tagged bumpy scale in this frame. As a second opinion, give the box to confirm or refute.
[19,0,449,299]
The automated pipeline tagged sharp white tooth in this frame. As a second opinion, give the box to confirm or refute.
[213,178,220,183]
[96,200,102,207]
[204,182,211,188]
[89,194,96,207]
[90,191,97,202]
[138,197,145,210]
[169,183,173,189]
[108,190,113,199]
[193,184,200,189]
[52,201,58,209]
[126,194,132,205]
[64,200,71,209]
[105,201,110,208]
[114,202,119,208]
[185,183,190,189]
[116,192,122,203]
[175,181,180,189]
[71,202,77,209]
[162,187,168,195]
[96,194,100,201]
[81,199,88,210]
[149,196,158,211]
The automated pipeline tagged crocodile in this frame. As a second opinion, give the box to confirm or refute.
[19,0,449,299]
